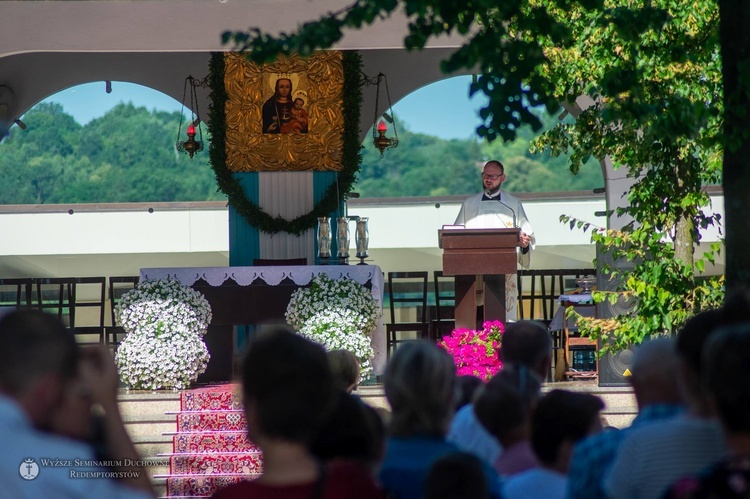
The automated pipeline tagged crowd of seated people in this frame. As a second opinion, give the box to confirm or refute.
[4,291,750,499]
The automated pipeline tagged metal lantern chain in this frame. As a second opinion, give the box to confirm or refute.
[176,75,205,159]
[368,72,399,156]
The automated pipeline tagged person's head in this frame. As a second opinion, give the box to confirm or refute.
[499,320,552,380]
[455,374,483,411]
[474,364,542,445]
[327,349,360,393]
[275,78,292,99]
[294,97,304,108]
[703,323,750,435]
[424,452,491,499]
[0,309,79,429]
[482,160,506,195]
[384,340,456,438]
[675,308,723,400]
[719,288,750,324]
[629,337,683,409]
[531,389,604,473]
[49,356,96,442]
[310,390,384,467]
[241,327,336,446]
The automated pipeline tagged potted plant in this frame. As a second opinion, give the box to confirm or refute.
[438,320,504,381]
[114,278,212,390]
[285,274,380,380]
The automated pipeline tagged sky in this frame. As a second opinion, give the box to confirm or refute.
[40,76,488,141]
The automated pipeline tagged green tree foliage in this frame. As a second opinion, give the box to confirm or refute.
[0,102,225,204]
[1,101,603,204]
[357,110,604,198]
[357,123,483,197]
[532,0,724,349]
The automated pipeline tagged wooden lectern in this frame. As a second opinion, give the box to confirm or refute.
[438,228,520,329]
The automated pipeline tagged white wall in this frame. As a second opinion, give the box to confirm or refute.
[0,194,725,278]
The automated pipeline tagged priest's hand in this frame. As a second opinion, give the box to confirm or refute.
[519,232,531,248]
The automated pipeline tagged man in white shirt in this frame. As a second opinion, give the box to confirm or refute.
[454,160,534,321]
[0,309,154,499]
[603,310,728,499]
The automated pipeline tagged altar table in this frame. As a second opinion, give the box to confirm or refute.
[140,266,386,383]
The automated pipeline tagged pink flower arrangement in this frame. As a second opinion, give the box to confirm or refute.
[438,320,505,381]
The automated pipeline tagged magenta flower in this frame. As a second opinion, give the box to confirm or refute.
[438,321,504,380]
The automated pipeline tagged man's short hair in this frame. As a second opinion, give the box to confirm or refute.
[242,327,336,444]
[424,452,489,499]
[0,309,79,395]
[676,309,723,376]
[474,364,541,440]
[531,389,604,466]
[500,320,552,374]
[484,160,505,173]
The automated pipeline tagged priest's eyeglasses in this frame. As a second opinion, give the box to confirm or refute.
[481,173,504,180]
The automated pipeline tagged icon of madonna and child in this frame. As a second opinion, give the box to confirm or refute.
[262,73,309,134]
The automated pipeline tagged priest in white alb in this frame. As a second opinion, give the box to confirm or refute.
[454,160,535,321]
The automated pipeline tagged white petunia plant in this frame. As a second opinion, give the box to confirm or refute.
[114,278,212,390]
[286,275,379,380]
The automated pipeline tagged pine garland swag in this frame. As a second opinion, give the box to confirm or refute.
[207,51,363,236]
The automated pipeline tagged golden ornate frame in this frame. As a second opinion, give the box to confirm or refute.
[224,51,345,172]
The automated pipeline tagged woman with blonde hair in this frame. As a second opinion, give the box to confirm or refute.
[378,341,502,499]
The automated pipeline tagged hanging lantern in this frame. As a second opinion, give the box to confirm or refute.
[176,76,205,159]
[371,73,399,156]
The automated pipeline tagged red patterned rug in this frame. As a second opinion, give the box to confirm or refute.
[172,432,255,454]
[163,384,260,497]
[176,411,247,432]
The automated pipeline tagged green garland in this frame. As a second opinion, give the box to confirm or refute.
[207,51,363,236]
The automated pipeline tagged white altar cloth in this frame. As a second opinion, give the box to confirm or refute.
[140,265,386,375]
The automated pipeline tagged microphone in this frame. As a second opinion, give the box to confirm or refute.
[488,194,516,228]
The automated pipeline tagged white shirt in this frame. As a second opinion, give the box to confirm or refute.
[604,414,726,499]
[446,404,502,466]
[454,190,535,269]
[0,395,153,499]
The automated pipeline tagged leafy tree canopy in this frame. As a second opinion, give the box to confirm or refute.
[1,101,602,204]
[0,102,225,204]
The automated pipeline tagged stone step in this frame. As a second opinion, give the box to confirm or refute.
[125,417,177,441]
[133,437,173,460]
[119,391,181,421]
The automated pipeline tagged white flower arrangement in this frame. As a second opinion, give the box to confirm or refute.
[114,278,212,390]
[286,274,380,380]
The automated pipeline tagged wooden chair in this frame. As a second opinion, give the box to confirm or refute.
[108,276,140,347]
[386,271,430,357]
[35,277,76,327]
[72,276,107,345]
[516,268,596,380]
[0,277,34,311]
[431,271,455,341]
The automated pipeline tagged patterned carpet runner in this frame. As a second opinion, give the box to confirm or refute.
[163,384,261,498]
